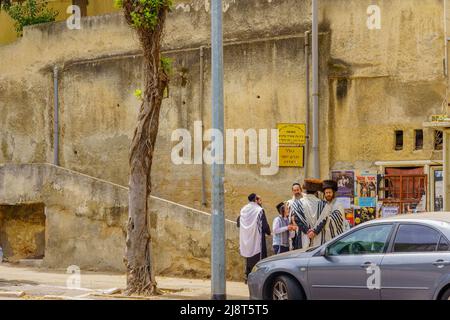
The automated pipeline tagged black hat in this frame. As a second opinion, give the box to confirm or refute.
[276,202,285,214]
[323,180,338,192]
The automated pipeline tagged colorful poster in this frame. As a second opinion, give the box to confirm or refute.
[356,174,377,198]
[354,207,377,225]
[356,174,377,209]
[345,209,355,227]
[331,171,355,198]
[359,197,377,207]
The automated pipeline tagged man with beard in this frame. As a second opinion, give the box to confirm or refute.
[323,179,347,242]
[287,183,303,249]
[290,179,330,249]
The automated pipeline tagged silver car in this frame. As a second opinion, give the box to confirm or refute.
[248,212,450,300]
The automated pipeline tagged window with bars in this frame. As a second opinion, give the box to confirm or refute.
[415,129,423,150]
[434,130,443,151]
[379,172,427,214]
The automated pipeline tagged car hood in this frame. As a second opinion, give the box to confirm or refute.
[258,247,318,264]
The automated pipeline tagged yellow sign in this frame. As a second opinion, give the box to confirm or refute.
[277,123,306,145]
[431,114,450,122]
[278,147,304,167]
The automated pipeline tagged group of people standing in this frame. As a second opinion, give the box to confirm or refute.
[238,179,349,282]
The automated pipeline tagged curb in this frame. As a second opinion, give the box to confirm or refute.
[0,291,26,298]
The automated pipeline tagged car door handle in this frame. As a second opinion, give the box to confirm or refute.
[360,262,373,268]
[433,260,450,267]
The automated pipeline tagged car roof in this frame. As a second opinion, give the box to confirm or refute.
[370,212,450,224]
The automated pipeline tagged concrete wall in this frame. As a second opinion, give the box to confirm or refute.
[324,0,446,172]
[0,163,242,280]
[0,0,447,225]
[0,203,46,261]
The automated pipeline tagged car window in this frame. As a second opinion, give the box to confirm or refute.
[438,236,450,252]
[328,224,393,256]
[393,224,441,253]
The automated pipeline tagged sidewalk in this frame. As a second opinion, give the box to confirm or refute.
[0,263,249,300]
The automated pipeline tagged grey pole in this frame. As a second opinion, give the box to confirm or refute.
[312,0,320,179]
[304,30,310,179]
[211,0,226,300]
[53,65,59,166]
[200,46,207,207]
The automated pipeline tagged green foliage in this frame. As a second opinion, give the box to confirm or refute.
[113,0,124,9]
[3,0,58,36]
[160,56,172,75]
[119,0,172,31]
[0,0,12,10]
[134,89,143,100]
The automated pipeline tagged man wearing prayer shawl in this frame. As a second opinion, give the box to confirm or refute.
[287,182,303,250]
[323,179,348,242]
[237,193,271,283]
[290,179,331,249]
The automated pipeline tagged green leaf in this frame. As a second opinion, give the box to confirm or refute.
[134,89,143,100]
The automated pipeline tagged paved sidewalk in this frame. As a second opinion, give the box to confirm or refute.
[0,263,249,300]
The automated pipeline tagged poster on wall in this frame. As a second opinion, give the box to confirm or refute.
[381,206,399,218]
[331,171,355,198]
[336,197,352,209]
[356,174,377,198]
[434,170,444,212]
[356,174,377,207]
[345,209,355,227]
[354,207,377,225]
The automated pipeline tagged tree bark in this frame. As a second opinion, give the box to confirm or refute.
[72,0,88,17]
[123,6,168,296]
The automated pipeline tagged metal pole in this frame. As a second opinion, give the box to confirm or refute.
[444,130,449,211]
[444,0,448,78]
[211,0,226,300]
[312,0,320,179]
[200,46,207,207]
[53,65,59,166]
[304,31,310,179]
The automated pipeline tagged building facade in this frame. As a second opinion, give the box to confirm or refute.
[0,0,449,228]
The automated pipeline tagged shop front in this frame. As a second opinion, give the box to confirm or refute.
[331,160,444,228]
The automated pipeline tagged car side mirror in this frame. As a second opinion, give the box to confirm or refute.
[319,246,328,257]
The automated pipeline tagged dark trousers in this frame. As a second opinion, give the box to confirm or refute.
[273,245,289,255]
[245,253,261,281]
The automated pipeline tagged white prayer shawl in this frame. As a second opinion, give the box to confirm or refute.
[239,202,263,258]
[324,199,346,242]
[287,194,306,250]
[287,194,305,222]
[291,194,330,249]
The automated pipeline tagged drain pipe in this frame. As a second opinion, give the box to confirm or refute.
[200,46,207,207]
[304,31,311,179]
[312,0,320,179]
[445,0,448,77]
[53,65,59,166]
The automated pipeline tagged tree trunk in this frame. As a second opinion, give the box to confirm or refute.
[72,0,88,17]
[123,10,168,296]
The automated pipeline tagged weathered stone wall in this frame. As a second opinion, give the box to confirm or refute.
[324,0,446,171]
[0,163,242,280]
[0,0,447,225]
[0,203,46,261]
